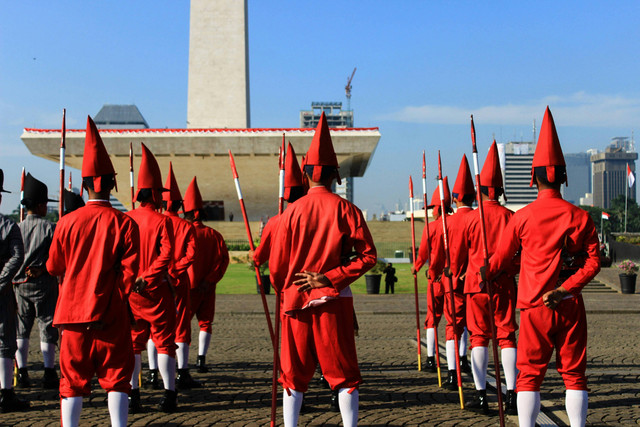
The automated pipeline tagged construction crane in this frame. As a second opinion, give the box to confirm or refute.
[345,67,357,112]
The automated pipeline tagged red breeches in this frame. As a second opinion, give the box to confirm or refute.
[130,285,176,357]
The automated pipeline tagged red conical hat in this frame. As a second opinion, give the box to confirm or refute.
[531,106,566,186]
[284,142,304,201]
[305,112,341,184]
[82,116,116,192]
[136,143,166,203]
[452,154,475,200]
[428,176,451,209]
[163,162,182,202]
[183,176,203,212]
[480,140,504,188]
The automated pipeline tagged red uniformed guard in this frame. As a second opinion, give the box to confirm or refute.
[270,113,377,427]
[432,155,475,388]
[184,177,229,373]
[464,141,518,414]
[485,107,600,427]
[413,177,451,373]
[162,162,199,389]
[47,116,139,426]
[126,143,177,413]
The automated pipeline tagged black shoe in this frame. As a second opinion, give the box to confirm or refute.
[16,368,31,388]
[425,356,437,373]
[159,389,177,413]
[444,370,458,390]
[176,369,202,389]
[0,388,30,413]
[145,369,160,390]
[466,389,489,414]
[196,356,208,373]
[330,389,339,412]
[129,388,142,414]
[459,355,471,374]
[504,390,517,415]
[299,395,308,414]
[42,368,59,389]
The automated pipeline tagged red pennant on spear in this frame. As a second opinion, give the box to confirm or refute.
[19,167,25,222]
[422,152,442,385]
[59,109,66,218]
[409,176,423,370]
[129,142,135,210]
[437,151,465,409]
[470,115,506,427]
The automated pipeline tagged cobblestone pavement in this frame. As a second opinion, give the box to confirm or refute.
[2,269,638,426]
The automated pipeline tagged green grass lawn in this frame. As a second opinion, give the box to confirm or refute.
[217,262,428,295]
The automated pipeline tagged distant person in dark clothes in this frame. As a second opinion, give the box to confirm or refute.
[383,263,397,294]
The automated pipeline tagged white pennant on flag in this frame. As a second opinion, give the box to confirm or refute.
[627,164,635,188]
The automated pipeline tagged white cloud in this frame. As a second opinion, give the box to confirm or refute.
[380,92,640,127]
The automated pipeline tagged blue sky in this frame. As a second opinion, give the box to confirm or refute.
[1,1,639,214]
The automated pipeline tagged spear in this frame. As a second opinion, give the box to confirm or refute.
[59,109,66,218]
[409,177,422,370]
[68,172,72,191]
[470,115,505,427]
[19,168,25,222]
[278,134,285,215]
[228,150,276,346]
[437,151,465,409]
[129,142,135,209]
[422,152,442,385]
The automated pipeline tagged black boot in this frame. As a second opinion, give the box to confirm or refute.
[425,356,437,373]
[145,369,160,389]
[42,368,59,389]
[459,355,471,374]
[159,389,177,413]
[176,369,202,389]
[129,388,142,414]
[466,389,489,414]
[16,368,30,388]
[196,355,208,373]
[0,388,30,413]
[504,389,517,415]
[330,389,340,412]
[444,370,458,390]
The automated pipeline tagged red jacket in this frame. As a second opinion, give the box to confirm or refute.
[465,200,514,294]
[414,214,446,296]
[126,203,173,292]
[253,215,279,267]
[47,201,139,325]
[164,211,196,284]
[431,206,474,292]
[188,221,229,290]
[489,189,601,308]
[270,186,376,313]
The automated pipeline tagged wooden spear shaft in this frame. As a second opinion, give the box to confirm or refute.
[409,176,422,370]
[59,109,66,218]
[129,142,135,210]
[470,115,505,427]
[437,151,465,409]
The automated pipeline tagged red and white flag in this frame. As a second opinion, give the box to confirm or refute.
[627,164,635,188]
[602,211,610,220]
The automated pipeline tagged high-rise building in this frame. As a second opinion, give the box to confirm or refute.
[591,138,637,209]
[300,102,356,202]
[563,153,591,205]
[499,141,537,209]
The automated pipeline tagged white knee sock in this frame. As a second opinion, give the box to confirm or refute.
[41,341,56,369]
[61,396,83,427]
[459,328,468,357]
[426,328,435,357]
[198,331,211,356]
[176,343,189,369]
[446,340,456,370]
[0,358,13,389]
[566,389,588,427]
[15,338,29,368]
[282,389,303,427]
[338,388,359,427]
[501,347,517,390]
[471,346,488,390]
[158,353,176,391]
[517,391,540,427]
[130,354,142,389]
[107,392,129,427]
[147,340,158,370]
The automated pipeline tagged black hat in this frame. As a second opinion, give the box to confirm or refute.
[0,170,10,193]
[22,173,56,206]
[63,189,85,214]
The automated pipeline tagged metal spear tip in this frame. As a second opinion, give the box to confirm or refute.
[422,151,426,176]
[409,176,414,197]
[437,151,443,179]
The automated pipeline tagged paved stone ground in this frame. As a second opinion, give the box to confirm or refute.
[2,268,639,426]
